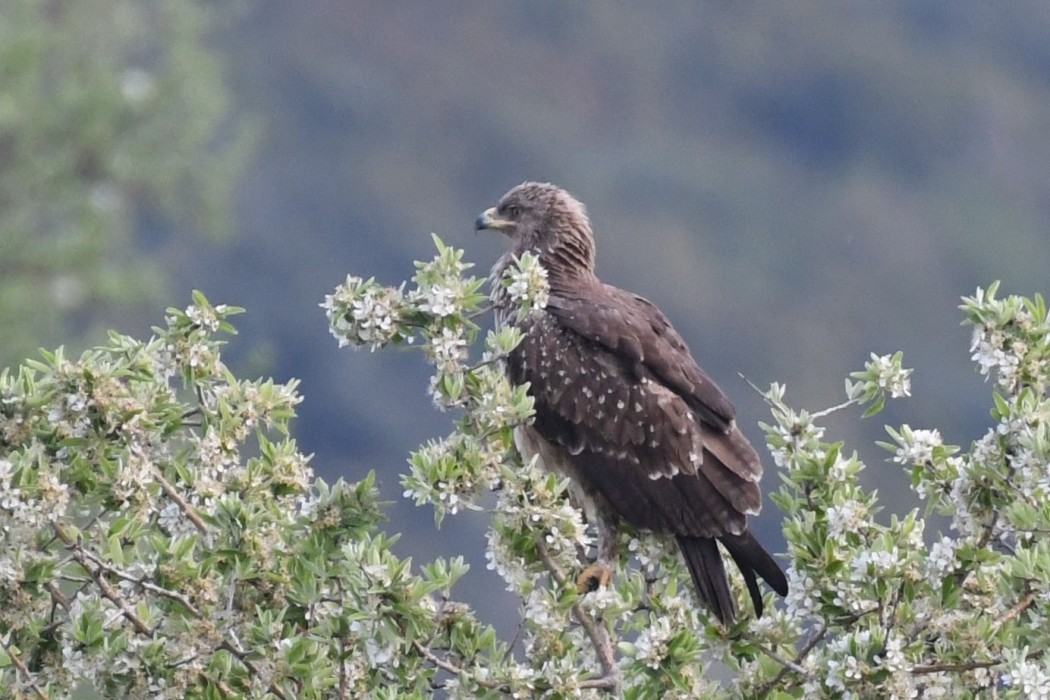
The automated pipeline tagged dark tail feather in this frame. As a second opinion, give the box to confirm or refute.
[675,535,736,625]
[676,533,788,624]
[720,531,789,618]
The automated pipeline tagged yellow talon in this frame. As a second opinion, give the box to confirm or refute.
[576,563,613,594]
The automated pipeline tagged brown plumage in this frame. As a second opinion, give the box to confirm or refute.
[476,181,787,625]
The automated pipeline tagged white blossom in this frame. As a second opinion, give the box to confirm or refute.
[875,632,909,674]
[185,303,222,332]
[485,527,530,594]
[419,284,459,317]
[632,616,675,670]
[892,427,942,466]
[868,352,912,398]
[824,629,871,693]
[826,498,869,539]
[784,566,820,619]
[426,327,468,374]
[926,536,958,579]
[504,253,550,312]
[1004,648,1050,699]
[851,547,904,579]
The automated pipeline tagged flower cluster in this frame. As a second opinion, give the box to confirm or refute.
[963,282,1049,394]
[1004,647,1050,699]
[14,232,1050,700]
[746,283,1050,698]
[846,351,912,416]
[362,265,1050,698]
[887,425,944,466]
[322,275,409,350]
[0,293,360,698]
[502,251,550,320]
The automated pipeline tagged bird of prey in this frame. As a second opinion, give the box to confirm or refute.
[475,182,787,625]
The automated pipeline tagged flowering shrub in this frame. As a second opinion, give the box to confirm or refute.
[326,249,1050,699]
[3,234,1049,698]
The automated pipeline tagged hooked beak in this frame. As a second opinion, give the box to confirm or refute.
[474,207,514,232]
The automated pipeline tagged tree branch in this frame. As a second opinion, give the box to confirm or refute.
[411,640,502,691]
[154,469,209,533]
[0,631,50,700]
[754,623,825,695]
[996,589,1038,628]
[75,547,203,619]
[53,522,154,636]
[535,538,620,693]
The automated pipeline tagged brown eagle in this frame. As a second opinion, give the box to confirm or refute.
[476,182,787,625]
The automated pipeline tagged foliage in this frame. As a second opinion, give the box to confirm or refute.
[2,237,1049,698]
[324,243,1050,699]
[0,291,475,698]
[0,0,248,366]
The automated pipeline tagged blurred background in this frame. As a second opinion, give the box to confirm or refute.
[4,0,1050,631]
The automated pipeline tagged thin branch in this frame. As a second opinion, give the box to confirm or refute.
[996,589,1039,629]
[502,617,525,664]
[55,521,298,700]
[467,303,495,321]
[578,675,621,690]
[464,354,505,374]
[76,547,202,618]
[0,632,50,700]
[411,640,501,690]
[911,659,1003,675]
[757,644,812,678]
[46,581,70,610]
[741,373,865,422]
[218,641,293,700]
[53,522,153,636]
[754,623,826,696]
[535,539,620,692]
[154,469,209,533]
[809,398,861,419]
[337,636,348,700]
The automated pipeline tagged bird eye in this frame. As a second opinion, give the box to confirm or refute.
[506,204,521,219]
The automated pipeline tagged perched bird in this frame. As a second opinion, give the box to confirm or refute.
[476,182,787,625]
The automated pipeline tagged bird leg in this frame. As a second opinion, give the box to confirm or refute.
[576,518,619,594]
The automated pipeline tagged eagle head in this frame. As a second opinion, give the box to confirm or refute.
[475,181,596,275]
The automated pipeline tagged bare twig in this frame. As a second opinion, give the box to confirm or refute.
[911,647,1042,676]
[467,303,495,321]
[810,398,861,419]
[464,354,505,374]
[502,618,525,663]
